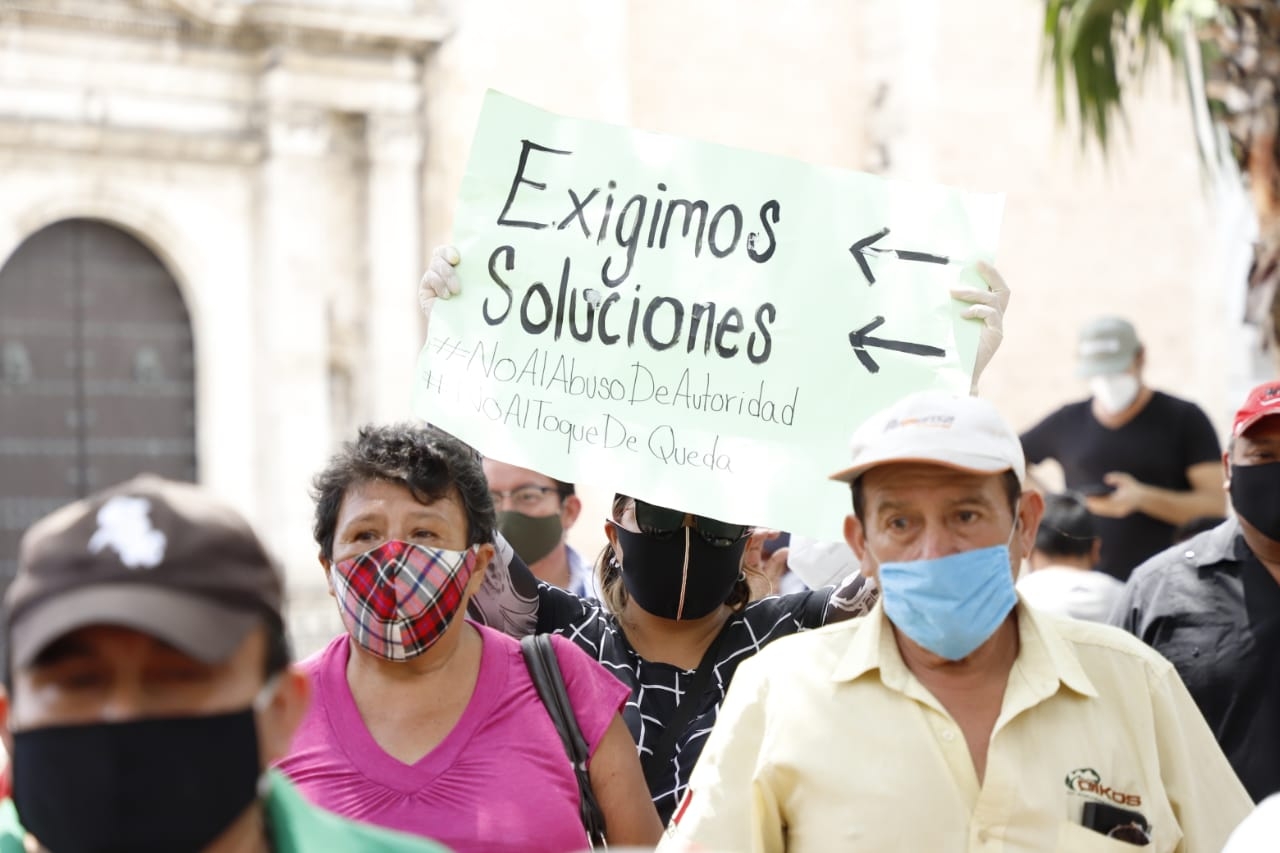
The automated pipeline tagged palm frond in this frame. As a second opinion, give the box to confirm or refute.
[1042,0,1188,149]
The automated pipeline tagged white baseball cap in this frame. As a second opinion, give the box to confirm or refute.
[829,391,1025,485]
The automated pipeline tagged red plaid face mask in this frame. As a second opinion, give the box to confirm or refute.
[330,540,478,661]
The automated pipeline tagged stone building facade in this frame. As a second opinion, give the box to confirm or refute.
[0,0,440,649]
[0,0,1257,652]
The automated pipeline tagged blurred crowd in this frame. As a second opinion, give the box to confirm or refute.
[1,252,1276,853]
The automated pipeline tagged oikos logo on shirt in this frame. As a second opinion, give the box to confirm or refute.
[1065,767,1142,807]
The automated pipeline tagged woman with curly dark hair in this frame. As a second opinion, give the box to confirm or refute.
[276,423,662,852]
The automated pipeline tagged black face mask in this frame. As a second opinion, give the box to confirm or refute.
[12,708,264,853]
[1231,461,1280,541]
[612,524,748,620]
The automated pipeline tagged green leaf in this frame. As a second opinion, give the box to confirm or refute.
[1042,0,1190,151]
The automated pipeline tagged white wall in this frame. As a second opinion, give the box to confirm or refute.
[0,2,436,653]
[423,0,1242,563]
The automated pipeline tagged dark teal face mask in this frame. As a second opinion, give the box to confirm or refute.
[497,510,564,564]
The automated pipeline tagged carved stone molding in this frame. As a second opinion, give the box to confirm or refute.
[1,0,449,54]
[175,1,451,51]
[0,0,253,48]
[366,112,423,165]
[258,103,335,158]
[0,118,263,164]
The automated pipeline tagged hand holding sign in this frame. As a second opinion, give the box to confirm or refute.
[953,261,1010,392]
[419,245,462,316]
[413,91,1004,538]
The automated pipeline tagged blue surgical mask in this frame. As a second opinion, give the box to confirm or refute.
[875,527,1019,661]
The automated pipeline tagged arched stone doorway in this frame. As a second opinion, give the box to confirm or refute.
[0,219,197,595]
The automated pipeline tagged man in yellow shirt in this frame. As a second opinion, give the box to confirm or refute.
[660,391,1251,853]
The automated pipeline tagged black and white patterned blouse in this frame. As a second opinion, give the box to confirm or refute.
[535,581,874,823]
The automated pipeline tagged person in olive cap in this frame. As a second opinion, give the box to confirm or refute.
[0,474,450,853]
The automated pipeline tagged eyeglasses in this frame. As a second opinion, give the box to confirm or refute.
[489,486,559,511]
[633,500,749,548]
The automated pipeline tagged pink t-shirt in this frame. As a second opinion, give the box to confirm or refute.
[277,624,629,853]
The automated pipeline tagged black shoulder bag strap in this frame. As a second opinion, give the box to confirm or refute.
[640,625,729,792]
[520,634,608,849]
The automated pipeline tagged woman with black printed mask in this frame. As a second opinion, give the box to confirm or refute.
[480,488,881,823]
[481,491,881,823]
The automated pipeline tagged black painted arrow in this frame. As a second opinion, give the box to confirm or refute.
[848,316,946,374]
[848,227,950,285]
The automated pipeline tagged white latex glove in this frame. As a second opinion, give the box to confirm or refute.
[950,260,1010,393]
[418,244,461,316]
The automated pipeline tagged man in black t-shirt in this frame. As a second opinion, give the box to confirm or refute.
[1020,317,1224,580]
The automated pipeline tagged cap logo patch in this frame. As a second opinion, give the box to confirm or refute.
[1079,339,1122,356]
[87,496,167,570]
[885,414,954,432]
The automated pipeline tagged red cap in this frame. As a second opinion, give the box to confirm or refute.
[1233,381,1280,438]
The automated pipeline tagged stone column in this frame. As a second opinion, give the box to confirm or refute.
[251,96,345,576]
[364,110,426,426]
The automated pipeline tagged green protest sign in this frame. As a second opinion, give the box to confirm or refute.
[414,90,1003,540]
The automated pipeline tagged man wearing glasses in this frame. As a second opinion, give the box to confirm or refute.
[483,458,599,598]
[661,391,1251,853]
